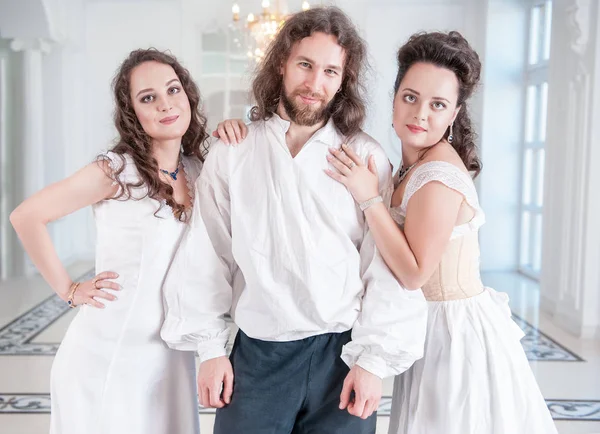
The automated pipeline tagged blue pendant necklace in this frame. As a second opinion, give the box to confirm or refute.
[160,159,180,181]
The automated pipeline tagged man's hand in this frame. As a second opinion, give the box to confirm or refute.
[197,356,234,408]
[339,365,382,419]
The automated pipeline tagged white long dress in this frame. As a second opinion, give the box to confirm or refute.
[50,152,202,434]
[388,161,558,434]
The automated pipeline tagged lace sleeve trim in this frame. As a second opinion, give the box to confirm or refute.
[400,161,480,214]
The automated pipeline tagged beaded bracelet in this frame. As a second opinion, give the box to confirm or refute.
[359,195,383,211]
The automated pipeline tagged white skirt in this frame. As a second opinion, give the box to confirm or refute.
[50,306,199,434]
[388,288,558,434]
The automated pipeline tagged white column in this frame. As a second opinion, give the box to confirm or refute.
[9,38,51,276]
[541,0,600,339]
[10,38,50,200]
[0,53,8,280]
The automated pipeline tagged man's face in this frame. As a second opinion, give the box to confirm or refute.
[279,32,345,126]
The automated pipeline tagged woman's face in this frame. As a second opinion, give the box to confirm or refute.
[129,61,191,143]
[393,62,460,150]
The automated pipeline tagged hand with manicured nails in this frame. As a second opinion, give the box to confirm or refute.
[325,143,380,203]
[212,119,249,145]
[69,271,121,308]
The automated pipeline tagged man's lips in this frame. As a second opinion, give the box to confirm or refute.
[298,94,322,105]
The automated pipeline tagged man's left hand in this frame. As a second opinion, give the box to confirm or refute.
[339,365,382,419]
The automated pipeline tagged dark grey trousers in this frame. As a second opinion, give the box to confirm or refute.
[213,330,377,434]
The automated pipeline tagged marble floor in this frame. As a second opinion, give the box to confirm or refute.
[1,263,600,433]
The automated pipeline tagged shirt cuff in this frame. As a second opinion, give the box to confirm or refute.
[197,346,227,364]
[355,354,387,379]
[341,344,388,379]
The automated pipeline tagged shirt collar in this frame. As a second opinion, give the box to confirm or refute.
[266,112,341,147]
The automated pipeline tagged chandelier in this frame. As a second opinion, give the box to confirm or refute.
[232,1,311,61]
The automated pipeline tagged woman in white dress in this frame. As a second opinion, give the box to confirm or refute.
[10,49,239,434]
[325,31,558,433]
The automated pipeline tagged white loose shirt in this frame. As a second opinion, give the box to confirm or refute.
[163,114,427,379]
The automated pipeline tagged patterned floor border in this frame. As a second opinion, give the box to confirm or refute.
[0,271,95,356]
[0,270,584,362]
[1,394,599,421]
[512,313,584,362]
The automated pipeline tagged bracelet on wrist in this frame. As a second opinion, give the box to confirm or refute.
[359,195,383,211]
[67,282,81,308]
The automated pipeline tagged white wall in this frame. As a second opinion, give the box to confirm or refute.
[477,0,528,271]
[0,0,579,282]
[342,0,523,272]
[84,1,185,157]
[340,0,470,167]
[78,0,488,168]
[540,0,600,338]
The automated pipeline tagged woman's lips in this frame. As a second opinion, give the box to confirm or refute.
[160,115,179,125]
[406,124,426,133]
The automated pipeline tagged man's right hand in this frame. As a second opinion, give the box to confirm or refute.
[197,356,234,408]
[211,119,248,145]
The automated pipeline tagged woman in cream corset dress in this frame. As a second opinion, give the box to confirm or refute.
[325,31,558,434]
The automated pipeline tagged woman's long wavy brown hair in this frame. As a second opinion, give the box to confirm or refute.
[394,31,483,177]
[250,6,368,138]
[102,48,209,221]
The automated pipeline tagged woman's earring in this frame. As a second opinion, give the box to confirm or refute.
[448,122,454,144]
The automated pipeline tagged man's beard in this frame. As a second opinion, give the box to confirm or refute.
[280,86,335,127]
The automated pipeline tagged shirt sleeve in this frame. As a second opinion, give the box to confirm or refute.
[160,142,234,363]
[340,141,428,378]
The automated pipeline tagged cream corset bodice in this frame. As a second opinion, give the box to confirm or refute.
[391,161,486,301]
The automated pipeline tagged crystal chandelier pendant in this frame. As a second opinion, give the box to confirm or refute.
[231,1,311,62]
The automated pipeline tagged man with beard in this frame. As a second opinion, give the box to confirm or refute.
[173,6,427,433]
